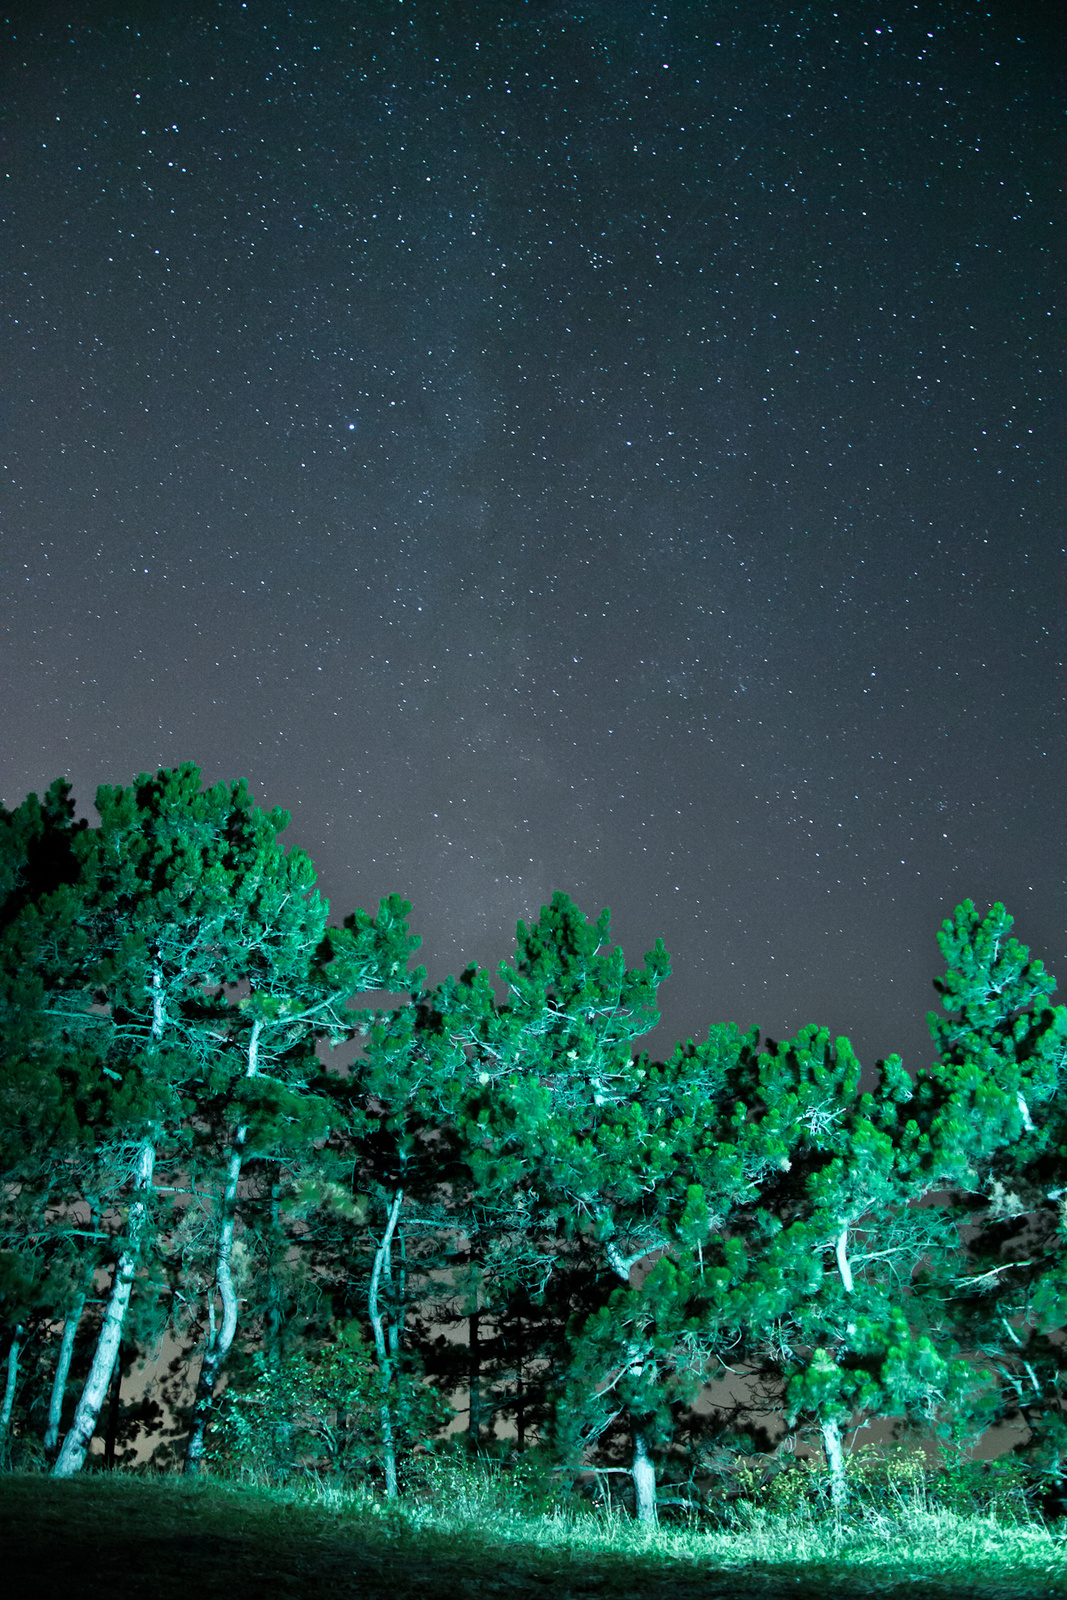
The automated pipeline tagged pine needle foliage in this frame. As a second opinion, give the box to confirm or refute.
[0,766,1064,1537]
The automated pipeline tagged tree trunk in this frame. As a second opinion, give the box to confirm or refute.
[605,1243,658,1526]
[632,1427,657,1525]
[53,1139,156,1477]
[468,1308,481,1452]
[182,1141,243,1474]
[44,1295,85,1461]
[835,1227,854,1294]
[0,1325,24,1449]
[368,1189,403,1498]
[103,1343,123,1469]
[183,1131,247,1472]
[184,1018,261,1475]
[821,1417,847,1510]
[514,1316,526,1453]
[262,1178,292,1473]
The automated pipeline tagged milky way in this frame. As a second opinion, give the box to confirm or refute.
[4,1,1061,1071]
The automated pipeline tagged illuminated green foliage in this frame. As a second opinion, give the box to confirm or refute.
[207,1323,449,1485]
[1,770,1063,1522]
[923,901,1067,1510]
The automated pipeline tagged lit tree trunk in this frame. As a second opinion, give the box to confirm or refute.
[368,1189,403,1498]
[182,1134,243,1472]
[44,1294,85,1461]
[835,1226,854,1294]
[0,1325,24,1450]
[821,1417,847,1511]
[823,1222,851,1509]
[183,1019,262,1475]
[53,1138,157,1477]
[606,1239,658,1525]
[632,1427,657,1526]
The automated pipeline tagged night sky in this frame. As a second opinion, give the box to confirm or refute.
[4,1,1062,1074]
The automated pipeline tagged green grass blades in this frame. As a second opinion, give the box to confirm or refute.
[0,1464,1063,1600]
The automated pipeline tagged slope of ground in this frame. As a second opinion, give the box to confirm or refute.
[0,1471,1060,1600]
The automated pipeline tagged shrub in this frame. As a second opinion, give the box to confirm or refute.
[206,1326,450,1487]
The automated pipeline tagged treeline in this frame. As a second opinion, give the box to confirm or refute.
[0,764,1063,1521]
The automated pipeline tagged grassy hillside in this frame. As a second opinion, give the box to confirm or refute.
[0,1467,1062,1600]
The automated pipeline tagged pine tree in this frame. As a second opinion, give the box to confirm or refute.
[681,1025,983,1506]
[45,764,344,1475]
[291,941,497,1499]
[921,902,1067,1508]
[180,882,422,1473]
[0,783,127,1463]
[438,894,672,1520]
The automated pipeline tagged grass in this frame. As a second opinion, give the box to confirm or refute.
[0,1460,1063,1600]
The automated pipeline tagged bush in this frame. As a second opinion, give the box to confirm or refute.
[206,1326,451,1488]
[935,1451,1037,1521]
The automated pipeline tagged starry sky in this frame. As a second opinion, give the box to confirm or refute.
[4,0,1062,1074]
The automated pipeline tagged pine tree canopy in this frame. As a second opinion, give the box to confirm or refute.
[0,767,1062,1514]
